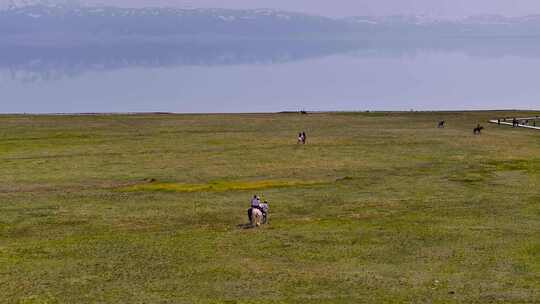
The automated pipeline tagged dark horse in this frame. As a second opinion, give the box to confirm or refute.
[438,121,445,128]
[473,124,484,135]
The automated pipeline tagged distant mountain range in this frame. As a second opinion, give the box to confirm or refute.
[0,4,348,39]
[344,15,540,37]
[3,3,540,42]
[4,3,540,81]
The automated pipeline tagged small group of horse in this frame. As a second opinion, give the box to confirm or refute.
[438,120,484,135]
[247,196,269,228]
[510,117,536,127]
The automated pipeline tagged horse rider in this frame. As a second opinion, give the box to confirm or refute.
[260,201,269,223]
[248,195,261,222]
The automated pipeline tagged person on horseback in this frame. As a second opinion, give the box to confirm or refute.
[260,201,269,224]
[473,124,484,135]
[248,195,260,222]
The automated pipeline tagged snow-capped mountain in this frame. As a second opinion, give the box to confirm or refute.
[0,4,350,38]
[0,0,83,10]
[3,4,540,80]
[2,4,540,40]
[345,14,540,26]
[344,14,540,36]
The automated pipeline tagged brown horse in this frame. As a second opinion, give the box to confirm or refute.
[473,125,484,135]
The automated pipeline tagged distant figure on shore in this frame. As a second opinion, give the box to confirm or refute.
[297,132,307,144]
[512,118,518,127]
[473,124,484,135]
[438,121,445,128]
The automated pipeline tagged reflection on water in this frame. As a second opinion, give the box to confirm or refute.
[1,38,540,112]
[0,39,372,82]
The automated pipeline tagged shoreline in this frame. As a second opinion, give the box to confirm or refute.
[0,109,539,116]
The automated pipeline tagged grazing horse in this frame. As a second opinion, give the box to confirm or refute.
[438,121,445,128]
[250,208,263,227]
[297,132,304,144]
[473,125,484,135]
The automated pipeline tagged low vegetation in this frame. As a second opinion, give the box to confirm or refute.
[0,111,539,303]
[120,179,324,193]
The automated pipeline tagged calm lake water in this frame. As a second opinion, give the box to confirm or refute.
[1,39,539,113]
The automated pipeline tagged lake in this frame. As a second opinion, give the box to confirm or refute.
[1,38,539,113]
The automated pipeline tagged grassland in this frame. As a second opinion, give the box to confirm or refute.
[0,111,539,303]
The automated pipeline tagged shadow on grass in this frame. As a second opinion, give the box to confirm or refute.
[237,223,255,229]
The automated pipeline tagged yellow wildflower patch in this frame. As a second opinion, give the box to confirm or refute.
[119,180,322,193]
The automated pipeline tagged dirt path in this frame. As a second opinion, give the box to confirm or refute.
[489,118,540,130]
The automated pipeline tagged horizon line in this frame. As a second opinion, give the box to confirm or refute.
[0,109,538,116]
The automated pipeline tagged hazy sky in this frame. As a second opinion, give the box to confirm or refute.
[88,0,540,17]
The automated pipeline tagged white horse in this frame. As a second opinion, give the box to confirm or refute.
[250,208,263,227]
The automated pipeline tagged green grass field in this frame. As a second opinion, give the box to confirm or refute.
[1,111,539,303]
